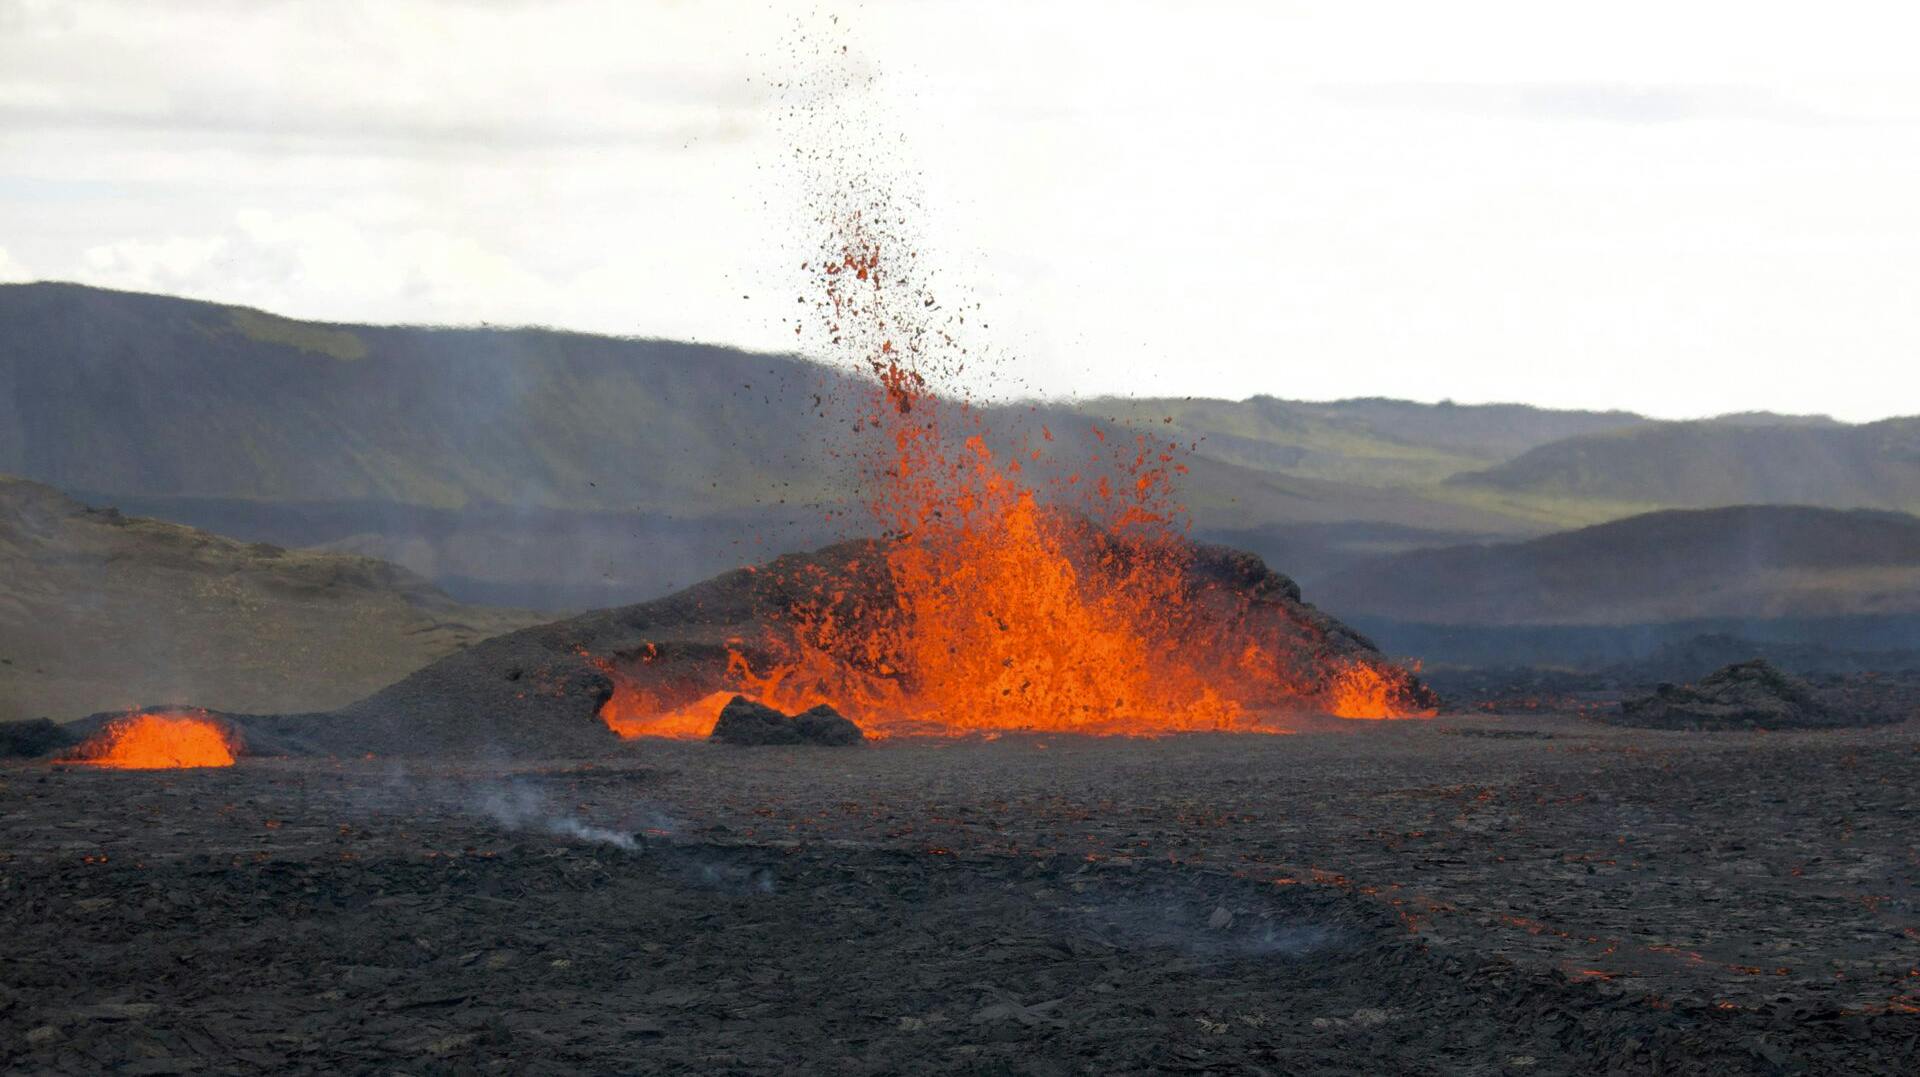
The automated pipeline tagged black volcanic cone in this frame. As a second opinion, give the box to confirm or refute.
[232,532,1431,758]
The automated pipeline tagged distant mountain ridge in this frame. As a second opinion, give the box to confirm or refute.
[0,280,857,513]
[1087,394,1650,490]
[0,283,1560,603]
[1449,421,1920,512]
[2,281,1658,511]
[1313,505,1920,626]
[6,281,1916,608]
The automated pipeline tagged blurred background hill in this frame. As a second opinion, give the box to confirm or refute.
[0,475,541,722]
[6,281,1919,709]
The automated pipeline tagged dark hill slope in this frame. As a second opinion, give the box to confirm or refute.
[1313,505,1920,626]
[1447,421,1920,512]
[0,283,1552,605]
[0,281,856,513]
[2,281,1654,511]
[0,476,540,721]
[3,282,1528,520]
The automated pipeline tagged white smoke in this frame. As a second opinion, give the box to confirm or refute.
[470,779,640,850]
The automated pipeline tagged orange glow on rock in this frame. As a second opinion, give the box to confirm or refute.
[65,712,238,769]
[599,689,736,740]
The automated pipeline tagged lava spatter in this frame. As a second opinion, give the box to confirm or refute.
[597,19,1432,738]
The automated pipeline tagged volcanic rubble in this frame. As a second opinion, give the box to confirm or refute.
[1429,657,1920,727]
[1613,658,1902,731]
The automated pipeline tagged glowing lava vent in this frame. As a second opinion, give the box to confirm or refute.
[64,711,239,769]
[595,141,1435,738]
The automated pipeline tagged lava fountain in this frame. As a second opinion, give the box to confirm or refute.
[596,49,1432,739]
[63,711,239,769]
[597,227,1435,737]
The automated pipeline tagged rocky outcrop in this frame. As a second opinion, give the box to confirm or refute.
[1613,659,1887,730]
[792,705,865,746]
[0,718,78,758]
[710,697,865,747]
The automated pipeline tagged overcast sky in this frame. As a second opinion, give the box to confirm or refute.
[4,0,1919,420]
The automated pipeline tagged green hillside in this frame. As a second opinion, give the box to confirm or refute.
[1448,421,1920,513]
[1,284,1559,603]
[1087,395,1646,489]
[0,281,856,513]
[9,282,1914,609]
[0,283,1530,525]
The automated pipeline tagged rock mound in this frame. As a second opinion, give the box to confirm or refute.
[710,697,865,747]
[231,532,1430,757]
[794,704,865,746]
[1614,659,1882,730]
[0,718,79,758]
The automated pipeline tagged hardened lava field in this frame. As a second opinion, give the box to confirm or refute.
[3,714,1916,1075]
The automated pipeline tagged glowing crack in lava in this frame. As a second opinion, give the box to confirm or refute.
[598,230,1434,738]
[64,711,238,769]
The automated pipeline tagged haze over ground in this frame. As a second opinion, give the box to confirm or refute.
[4,1,1920,419]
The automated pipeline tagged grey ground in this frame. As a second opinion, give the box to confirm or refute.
[3,714,1916,1074]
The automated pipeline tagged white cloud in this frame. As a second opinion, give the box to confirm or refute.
[229,208,572,324]
[70,209,576,328]
[81,235,229,293]
[4,1,1920,420]
[0,245,32,282]
[0,0,770,149]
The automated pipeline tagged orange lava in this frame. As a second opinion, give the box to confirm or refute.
[596,169,1434,738]
[1325,661,1410,720]
[597,244,1432,739]
[736,212,1434,735]
[599,689,735,740]
[64,712,238,769]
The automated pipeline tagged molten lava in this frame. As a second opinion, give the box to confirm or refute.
[596,164,1434,738]
[1324,661,1411,720]
[600,689,736,740]
[702,441,1435,734]
[65,711,238,769]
